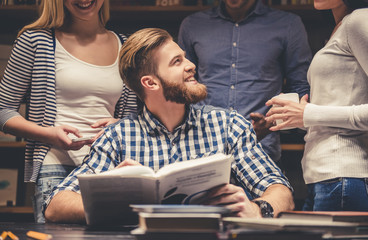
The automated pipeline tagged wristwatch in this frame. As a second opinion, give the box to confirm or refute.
[253,200,274,218]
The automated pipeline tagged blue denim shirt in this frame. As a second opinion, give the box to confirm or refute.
[178,0,311,161]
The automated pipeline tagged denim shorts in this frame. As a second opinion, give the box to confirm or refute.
[32,164,76,223]
[303,177,368,211]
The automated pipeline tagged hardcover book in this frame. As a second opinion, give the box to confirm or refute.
[78,153,233,225]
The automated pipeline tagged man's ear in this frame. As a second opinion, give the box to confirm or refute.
[141,75,159,91]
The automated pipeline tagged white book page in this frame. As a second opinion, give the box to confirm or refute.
[156,153,233,204]
[80,176,157,225]
[156,153,230,177]
[99,165,156,177]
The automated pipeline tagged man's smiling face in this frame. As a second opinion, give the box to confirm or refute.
[154,40,207,104]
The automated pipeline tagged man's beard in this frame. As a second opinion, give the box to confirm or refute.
[158,74,207,104]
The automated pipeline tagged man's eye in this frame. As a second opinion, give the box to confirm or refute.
[174,59,181,64]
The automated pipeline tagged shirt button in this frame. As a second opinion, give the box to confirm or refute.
[232,63,236,68]
[235,23,239,27]
[251,156,256,160]
[231,85,235,89]
[172,142,175,146]
[233,42,237,47]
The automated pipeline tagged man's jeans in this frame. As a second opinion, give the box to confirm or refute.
[32,165,75,223]
[303,177,368,211]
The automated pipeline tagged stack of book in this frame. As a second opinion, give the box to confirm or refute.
[130,204,231,240]
[224,211,368,239]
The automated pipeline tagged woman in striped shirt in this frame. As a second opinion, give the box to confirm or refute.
[0,0,137,223]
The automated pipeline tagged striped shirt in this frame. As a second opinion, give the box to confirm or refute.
[44,104,291,209]
[0,29,137,182]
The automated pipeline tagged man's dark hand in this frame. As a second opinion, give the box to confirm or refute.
[250,112,274,141]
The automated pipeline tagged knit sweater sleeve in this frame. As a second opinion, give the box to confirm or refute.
[0,32,34,131]
[303,10,368,131]
[304,103,368,130]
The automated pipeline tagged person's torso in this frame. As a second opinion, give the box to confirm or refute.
[44,32,124,166]
[185,8,295,118]
[303,10,368,183]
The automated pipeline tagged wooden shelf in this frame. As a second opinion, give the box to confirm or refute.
[0,141,26,148]
[0,206,33,214]
[281,144,304,151]
[0,3,322,39]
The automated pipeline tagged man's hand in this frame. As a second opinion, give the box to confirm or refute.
[202,184,262,218]
[250,112,274,141]
[115,159,142,169]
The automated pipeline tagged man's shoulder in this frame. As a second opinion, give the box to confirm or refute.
[193,104,231,115]
[265,7,301,21]
[191,105,253,134]
[182,7,217,23]
[108,113,140,129]
[192,105,250,123]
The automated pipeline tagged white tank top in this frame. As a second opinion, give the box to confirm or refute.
[43,32,123,166]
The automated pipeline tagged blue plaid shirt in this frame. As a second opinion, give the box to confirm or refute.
[44,104,291,209]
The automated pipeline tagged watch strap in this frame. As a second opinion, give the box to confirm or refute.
[252,200,274,218]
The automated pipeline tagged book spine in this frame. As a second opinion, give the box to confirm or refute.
[156,180,160,203]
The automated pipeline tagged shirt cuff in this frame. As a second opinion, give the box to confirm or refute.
[0,110,21,131]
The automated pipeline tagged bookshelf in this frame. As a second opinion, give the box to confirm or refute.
[0,2,332,52]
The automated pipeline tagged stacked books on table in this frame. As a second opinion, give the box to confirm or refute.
[131,206,368,239]
[130,204,231,240]
[224,211,368,239]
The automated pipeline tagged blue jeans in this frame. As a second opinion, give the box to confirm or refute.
[303,177,368,211]
[32,164,76,223]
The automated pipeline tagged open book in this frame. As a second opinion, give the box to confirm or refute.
[78,153,233,225]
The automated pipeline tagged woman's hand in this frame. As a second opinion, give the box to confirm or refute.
[46,125,92,150]
[265,94,309,131]
[90,118,120,140]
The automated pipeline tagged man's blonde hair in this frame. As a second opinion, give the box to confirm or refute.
[119,28,172,101]
[18,0,110,37]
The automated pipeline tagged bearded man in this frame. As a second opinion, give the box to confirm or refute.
[44,28,294,223]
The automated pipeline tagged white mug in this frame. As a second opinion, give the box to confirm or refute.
[272,93,299,130]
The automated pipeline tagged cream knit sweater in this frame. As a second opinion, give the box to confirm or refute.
[302,8,368,184]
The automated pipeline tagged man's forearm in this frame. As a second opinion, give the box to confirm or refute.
[255,184,294,217]
[45,190,85,223]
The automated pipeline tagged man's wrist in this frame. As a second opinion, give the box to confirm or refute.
[252,199,274,218]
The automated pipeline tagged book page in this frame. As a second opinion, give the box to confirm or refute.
[99,165,155,177]
[78,174,157,225]
[156,153,233,204]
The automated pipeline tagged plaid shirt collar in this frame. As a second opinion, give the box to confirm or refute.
[140,104,198,136]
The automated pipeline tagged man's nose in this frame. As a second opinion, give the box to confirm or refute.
[184,58,196,72]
